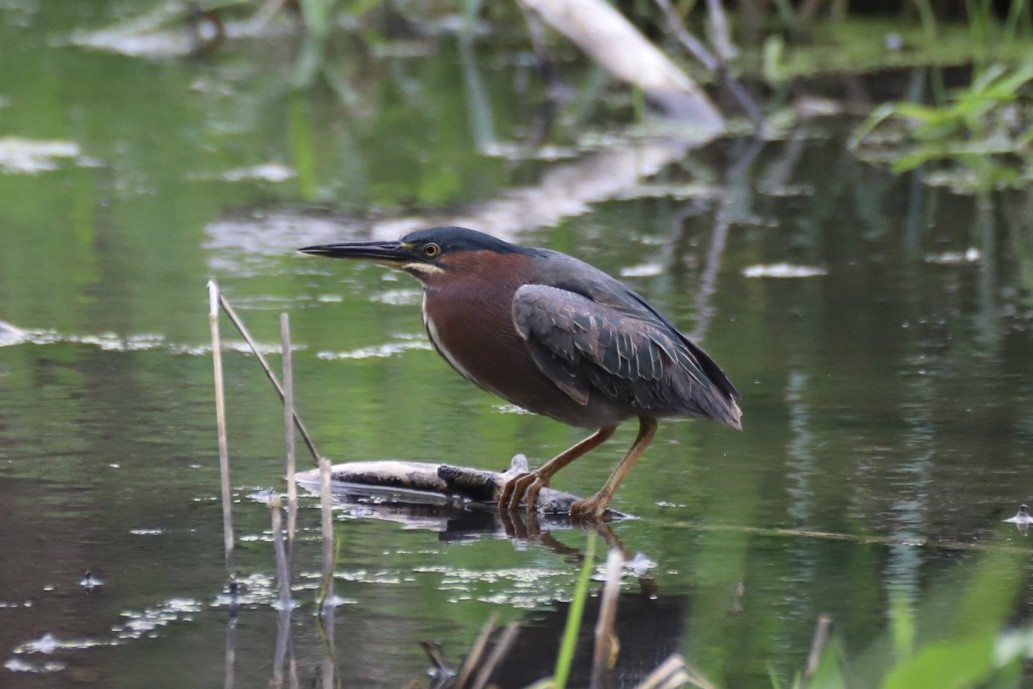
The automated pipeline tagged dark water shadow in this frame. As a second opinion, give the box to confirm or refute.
[418,590,686,689]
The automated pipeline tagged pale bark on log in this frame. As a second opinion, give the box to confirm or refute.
[518,0,724,130]
[294,455,627,519]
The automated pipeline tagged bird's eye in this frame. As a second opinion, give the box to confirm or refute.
[423,243,440,258]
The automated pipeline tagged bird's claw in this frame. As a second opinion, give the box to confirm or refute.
[498,470,548,514]
[569,495,609,521]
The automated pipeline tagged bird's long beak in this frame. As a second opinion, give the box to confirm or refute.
[298,240,411,266]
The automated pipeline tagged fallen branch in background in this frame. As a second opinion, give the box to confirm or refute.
[651,0,765,131]
[517,0,724,129]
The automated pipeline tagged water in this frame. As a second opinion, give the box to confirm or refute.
[2,3,1033,688]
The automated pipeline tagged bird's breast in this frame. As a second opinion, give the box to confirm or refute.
[418,274,628,428]
[420,278,526,396]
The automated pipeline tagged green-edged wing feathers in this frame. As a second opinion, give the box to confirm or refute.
[512,283,742,429]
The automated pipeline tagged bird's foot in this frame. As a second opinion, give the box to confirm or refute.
[570,494,610,521]
[498,470,548,515]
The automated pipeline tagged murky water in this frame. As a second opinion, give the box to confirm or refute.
[3,3,1033,688]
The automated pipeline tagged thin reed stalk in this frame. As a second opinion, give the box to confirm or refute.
[469,623,520,689]
[453,615,498,689]
[216,293,321,465]
[224,613,237,689]
[636,655,695,689]
[319,457,335,610]
[319,606,335,689]
[207,280,235,578]
[554,533,597,689]
[280,313,298,553]
[270,496,292,609]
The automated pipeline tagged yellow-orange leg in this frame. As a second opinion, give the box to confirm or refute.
[499,426,615,514]
[571,417,657,520]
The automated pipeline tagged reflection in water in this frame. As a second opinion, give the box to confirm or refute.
[224,612,236,689]
[1003,505,1032,534]
[690,136,764,340]
[887,338,936,603]
[784,369,818,622]
[474,592,686,689]
[7,7,1033,684]
[319,608,336,689]
[203,135,702,270]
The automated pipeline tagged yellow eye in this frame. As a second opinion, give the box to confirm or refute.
[423,243,440,258]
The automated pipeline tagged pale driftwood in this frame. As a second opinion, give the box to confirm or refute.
[518,0,724,128]
[294,455,627,519]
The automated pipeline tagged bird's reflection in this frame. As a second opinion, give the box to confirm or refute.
[1004,504,1032,534]
[299,479,638,554]
[419,590,686,689]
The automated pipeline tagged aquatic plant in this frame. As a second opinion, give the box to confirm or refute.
[850,63,1033,190]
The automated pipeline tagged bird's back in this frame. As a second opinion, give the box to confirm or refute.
[517,250,742,429]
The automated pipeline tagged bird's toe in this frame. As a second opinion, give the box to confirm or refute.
[570,495,609,521]
[498,470,548,512]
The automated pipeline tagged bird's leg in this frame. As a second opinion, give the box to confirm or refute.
[571,417,657,520]
[498,426,615,514]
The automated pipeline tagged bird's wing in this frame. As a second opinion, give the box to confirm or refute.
[535,251,740,403]
[512,284,740,425]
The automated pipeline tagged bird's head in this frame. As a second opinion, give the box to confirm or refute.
[299,226,532,283]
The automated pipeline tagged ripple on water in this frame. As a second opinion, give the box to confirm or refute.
[413,565,570,608]
[115,597,204,640]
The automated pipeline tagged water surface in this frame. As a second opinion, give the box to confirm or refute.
[2,3,1033,688]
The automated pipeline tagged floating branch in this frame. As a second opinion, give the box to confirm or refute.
[518,0,724,127]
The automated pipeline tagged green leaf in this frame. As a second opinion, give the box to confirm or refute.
[889,146,949,172]
[952,545,1027,638]
[553,534,596,689]
[881,635,995,689]
[849,103,902,149]
[889,592,915,659]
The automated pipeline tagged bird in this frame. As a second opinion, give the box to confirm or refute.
[299,227,742,519]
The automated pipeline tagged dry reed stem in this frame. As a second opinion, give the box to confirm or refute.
[216,293,321,465]
[453,614,498,689]
[805,614,833,677]
[270,496,292,608]
[469,623,520,689]
[207,280,235,577]
[280,313,298,554]
[319,457,335,610]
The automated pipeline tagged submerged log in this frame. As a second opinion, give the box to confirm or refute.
[294,454,627,519]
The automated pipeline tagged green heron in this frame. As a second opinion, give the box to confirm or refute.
[300,227,741,519]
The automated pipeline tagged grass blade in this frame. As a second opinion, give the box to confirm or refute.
[554,533,597,689]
